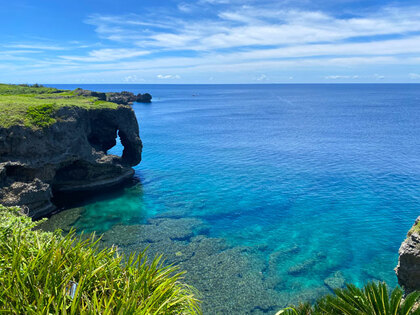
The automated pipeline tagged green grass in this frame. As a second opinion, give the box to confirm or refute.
[0,84,118,128]
[26,103,57,127]
[0,205,201,314]
[277,282,420,315]
[407,220,420,237]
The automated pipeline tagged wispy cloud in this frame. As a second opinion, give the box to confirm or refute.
[60,48,149,62]
[85,6,420,51]
[3,43,66,50]
[2,1,420,83]
[157,74,181,79]
[325,75,359,80]
[255,74,268,81]
[123,75,145,82]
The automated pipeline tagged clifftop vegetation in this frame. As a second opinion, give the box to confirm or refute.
[0,84,117,129]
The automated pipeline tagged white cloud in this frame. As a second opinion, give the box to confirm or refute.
[4,3,420,83]
[227,36,420,61]
[86,6,420,52]
[123,75,145,82]
[256,74,268,81]
[61,48,149,62]
[157,74,181,79]
[178,3,193,13]
[199,0,232,4]
[325,75,359,80]
[3,44,65,50]
[409,73,420,79]
[373,74,385,80]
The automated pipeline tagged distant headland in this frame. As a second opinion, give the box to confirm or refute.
[0,84,148,217]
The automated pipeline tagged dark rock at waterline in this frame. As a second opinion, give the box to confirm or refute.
[0,105,142,217]
[135,93,152,103]
[75,88,152,104]
[395,216,420,294]
[106,91,152,104]
[74,88,106,101]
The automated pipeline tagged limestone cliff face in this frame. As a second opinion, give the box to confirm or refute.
[395,216,420,293]
[0,105,142,217]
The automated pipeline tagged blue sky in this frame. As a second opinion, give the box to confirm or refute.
[1,0,420,83]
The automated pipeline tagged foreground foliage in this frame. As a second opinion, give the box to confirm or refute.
[278,282,420,315]
[0,205,201,314]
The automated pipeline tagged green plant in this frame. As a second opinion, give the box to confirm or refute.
[0,84,117,128]
[26,103,57,127]
[0,205,201,314]
[407,219,420,237]
[279,282,420,315]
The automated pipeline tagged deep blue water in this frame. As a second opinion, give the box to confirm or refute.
[48,84,420,311]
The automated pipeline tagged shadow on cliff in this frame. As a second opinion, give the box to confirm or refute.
[49,175,143,215]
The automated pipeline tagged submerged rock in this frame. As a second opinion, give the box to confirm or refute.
[0,105,142,217]
[99,217,289,314]
[287,252,326,275]
[395,216,420,293]
[288,286,330,306]
[37,207,83,233]
[324,271,346,291]
[102,217,206,246]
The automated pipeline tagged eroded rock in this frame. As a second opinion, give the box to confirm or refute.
[395,216,420,293]
[75,89,152,104]
[0,105,142,217]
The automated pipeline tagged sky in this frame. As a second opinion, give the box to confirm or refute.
[1,0,420,84]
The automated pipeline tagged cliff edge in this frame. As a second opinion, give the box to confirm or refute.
[395,216,420,293]
[0,84,143,217]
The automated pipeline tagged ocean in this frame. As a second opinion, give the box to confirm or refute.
[44,84,420,314]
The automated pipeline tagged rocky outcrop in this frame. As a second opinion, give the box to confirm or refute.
[106,91,152,104]
[75,89,152,104]
[0,105,142,217]
[395,217,420,293]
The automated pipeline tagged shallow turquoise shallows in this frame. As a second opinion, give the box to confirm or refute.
[47,84,420,313]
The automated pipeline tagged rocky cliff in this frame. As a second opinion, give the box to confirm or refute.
[75,88,152,104]
[0,105,142,217]
[395,216,420,293]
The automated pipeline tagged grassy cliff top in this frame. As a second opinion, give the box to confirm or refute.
[407,217,420,237]
[0,84,118,128]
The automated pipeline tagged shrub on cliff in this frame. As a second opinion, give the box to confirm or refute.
[277,282,420,315]
[0,205,201,314]
[26,103,57,127]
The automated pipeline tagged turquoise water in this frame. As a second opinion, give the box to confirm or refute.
[47,84,420,313]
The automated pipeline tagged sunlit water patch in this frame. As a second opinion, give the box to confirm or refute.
[42,84,420,314]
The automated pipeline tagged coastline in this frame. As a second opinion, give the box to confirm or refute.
[0,84,144,217]
[2,83,420,313]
